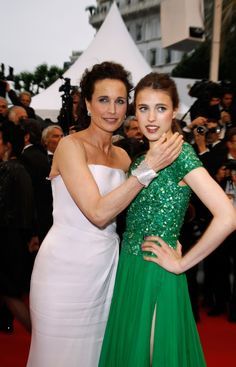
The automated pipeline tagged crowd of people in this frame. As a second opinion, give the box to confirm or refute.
[0,63,236,366]
[0,84,65,334]
[180,81,236,322]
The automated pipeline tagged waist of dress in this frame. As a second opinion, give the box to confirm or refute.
[121,233,177,257]
[51,221,119,241]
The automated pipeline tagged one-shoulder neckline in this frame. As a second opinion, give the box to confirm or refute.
[49,164,126,181]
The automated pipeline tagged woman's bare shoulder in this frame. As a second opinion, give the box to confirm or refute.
[113,145,131,172]
[56,133,85,153]
[52,133,86,172]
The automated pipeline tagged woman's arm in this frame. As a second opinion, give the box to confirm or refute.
[52,133,183,228]
[142,167,236,273]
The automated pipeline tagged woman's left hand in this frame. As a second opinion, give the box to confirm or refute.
[141,236,183,274]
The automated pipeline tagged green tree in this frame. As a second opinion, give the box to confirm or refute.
[14,63,64,94]
[33,63,49,92]
[18,71,35,93]
[172,42,211,79]
[46,65,63,88]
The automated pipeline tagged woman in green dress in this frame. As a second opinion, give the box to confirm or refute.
[99,73,236,366]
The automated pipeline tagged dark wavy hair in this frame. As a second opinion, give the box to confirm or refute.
[0,122,25,158]
[78,61,133,129]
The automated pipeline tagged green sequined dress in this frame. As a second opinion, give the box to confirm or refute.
[99,143,206,367]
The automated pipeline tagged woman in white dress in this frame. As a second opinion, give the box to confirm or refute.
[26,62,183,367]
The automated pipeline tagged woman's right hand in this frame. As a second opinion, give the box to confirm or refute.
[145,132,183,172]
[142,236,183,274]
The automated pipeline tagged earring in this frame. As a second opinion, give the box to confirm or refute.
[87,111,91,117]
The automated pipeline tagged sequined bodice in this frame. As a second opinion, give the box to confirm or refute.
[122,143,202,256]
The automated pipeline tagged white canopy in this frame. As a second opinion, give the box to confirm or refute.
[31,2,152,121]
[32,2,197,121]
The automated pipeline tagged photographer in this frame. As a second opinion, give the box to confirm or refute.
[186,80,236,138]
[182,81,222,141]
[4,81,36,120]
[195,129,236,319]
[189,80,221,121]
[190,120,228,316]
[57,77,74,135]
[205,158,236,322]
[193,119,227,177]
[0,62,36,120]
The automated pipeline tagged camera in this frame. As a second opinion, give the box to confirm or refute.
[58,76,76,135]
[195,125,207,135]
[195,125,221,135]
[59,77,72,95]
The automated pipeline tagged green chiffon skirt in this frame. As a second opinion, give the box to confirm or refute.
[99,252,206,367]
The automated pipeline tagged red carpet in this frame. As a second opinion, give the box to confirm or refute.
[0,309,236,367]
[198,309,236,367]
[0,321,30,367]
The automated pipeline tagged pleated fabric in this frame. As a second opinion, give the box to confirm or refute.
[99,253,206,367]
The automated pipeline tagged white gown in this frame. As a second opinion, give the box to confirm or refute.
[27,165,126,367]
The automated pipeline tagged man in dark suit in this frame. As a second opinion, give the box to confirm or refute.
[21,119,53,244]
[193,125,236,317]
[220,129,236,321]
[41,125,63,168]
[193,119,227,177]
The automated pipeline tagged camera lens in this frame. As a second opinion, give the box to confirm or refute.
[208,126,221,134]
[196,126,207,134]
